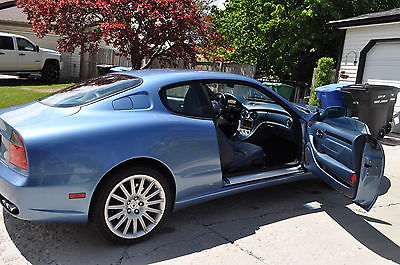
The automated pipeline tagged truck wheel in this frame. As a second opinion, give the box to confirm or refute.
[42,62,60,83]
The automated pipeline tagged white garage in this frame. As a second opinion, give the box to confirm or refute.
[329,8,400,134]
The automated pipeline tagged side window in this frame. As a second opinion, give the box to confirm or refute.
[161,83,212,118]
[17,38,36,52]
[0,36,14,50]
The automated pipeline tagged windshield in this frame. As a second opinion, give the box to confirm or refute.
[207,83,273,102]
[39,74,142,107]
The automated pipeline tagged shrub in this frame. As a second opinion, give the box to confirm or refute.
[308,57,335,107]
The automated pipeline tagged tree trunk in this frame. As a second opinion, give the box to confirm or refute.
[130,51,142,70]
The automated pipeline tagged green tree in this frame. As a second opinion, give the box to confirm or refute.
[308,57,335,106]
[211,0,400,82]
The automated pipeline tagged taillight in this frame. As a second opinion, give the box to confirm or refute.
[9,131,28,170]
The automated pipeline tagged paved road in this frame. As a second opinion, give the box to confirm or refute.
[0,135,399,265]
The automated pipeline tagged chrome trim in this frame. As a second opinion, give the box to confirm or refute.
[224,166,303,186]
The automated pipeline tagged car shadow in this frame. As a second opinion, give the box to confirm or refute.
[3,178,399,265]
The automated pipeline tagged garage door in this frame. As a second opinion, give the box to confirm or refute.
[362,42,400,134]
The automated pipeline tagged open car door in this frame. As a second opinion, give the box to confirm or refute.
[304,116,385,211]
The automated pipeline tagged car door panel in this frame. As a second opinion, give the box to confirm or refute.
[16,37,41,71]
[354,140,385,211]
[306,118,384,210]
[0,36,18,71]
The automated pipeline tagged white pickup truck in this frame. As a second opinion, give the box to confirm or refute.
[0,32,62,82]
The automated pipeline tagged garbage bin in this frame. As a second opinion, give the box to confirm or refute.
[314,83,350,109]
[96,64,115,76]
[342,84,397,139]
[385,87,399,133]
[263,82,294,101]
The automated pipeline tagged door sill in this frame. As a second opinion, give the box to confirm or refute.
[224,166,304,186]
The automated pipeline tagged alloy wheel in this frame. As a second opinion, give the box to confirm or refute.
[104,174,166,239]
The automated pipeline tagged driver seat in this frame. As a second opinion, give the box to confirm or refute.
[216,128,265,173]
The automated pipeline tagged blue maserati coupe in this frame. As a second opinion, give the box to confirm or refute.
[0,70,384,243]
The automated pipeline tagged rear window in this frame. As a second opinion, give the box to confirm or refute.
[39,74,142,107]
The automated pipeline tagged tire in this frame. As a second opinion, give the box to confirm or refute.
[92,167,172,244]
[41,62,60,83]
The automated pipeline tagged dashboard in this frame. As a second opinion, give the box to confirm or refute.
[221,94,294,139]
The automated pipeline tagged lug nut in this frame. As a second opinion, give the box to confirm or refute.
[138,202,144,206]
[134,209,140,214]
[127,209,132,214]
[134,197,139,201]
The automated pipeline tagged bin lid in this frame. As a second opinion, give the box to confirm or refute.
[315,83,351,92]
[343,83,399,92]
[110,66,133,72]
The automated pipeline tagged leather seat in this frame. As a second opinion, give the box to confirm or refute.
[216,128,265,173]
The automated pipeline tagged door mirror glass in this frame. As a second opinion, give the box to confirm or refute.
[321,106,346,120]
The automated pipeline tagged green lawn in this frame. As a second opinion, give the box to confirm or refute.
[0,84,73,109]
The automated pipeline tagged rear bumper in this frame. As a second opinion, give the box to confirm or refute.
[0,161,89,223]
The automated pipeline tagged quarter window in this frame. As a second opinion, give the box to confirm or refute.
[16,38,36,52]
[0,36,14,50]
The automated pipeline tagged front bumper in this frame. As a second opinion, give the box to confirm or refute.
[0,161,89,223]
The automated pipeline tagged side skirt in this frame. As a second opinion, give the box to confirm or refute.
[173,170,314,211]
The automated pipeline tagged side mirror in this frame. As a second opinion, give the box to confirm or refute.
[321,106,346,120]
[36,45,40,52]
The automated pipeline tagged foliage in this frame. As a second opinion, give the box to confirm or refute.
[17,0,208,69]
[308,57,334,106]
[210,0,400,82]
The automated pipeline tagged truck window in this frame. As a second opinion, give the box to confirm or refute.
[16,38,36,52]
[0,36,14,50]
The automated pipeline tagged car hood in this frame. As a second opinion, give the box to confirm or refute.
[0,102,80,128]
[39,47,61,56]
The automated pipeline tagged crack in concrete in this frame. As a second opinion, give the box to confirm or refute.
[114,246,130,265]
[374,202,400,209]
[200,221,268,264]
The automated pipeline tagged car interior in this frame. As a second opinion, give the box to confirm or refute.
[203,82,301,177]
[161,81,302,178]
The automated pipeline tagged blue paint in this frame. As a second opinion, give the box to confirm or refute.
[0,70,384,223]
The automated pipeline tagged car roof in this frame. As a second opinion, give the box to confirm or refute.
[115,69,259,88]
[0,32,25,38]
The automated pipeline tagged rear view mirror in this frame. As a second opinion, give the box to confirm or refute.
[321,106,346,120]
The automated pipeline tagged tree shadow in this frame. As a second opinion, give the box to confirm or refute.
[3,178,399,265]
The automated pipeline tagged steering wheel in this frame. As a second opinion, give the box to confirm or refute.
[211,92,227,118]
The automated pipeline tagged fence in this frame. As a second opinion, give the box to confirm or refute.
[81,49,257,80]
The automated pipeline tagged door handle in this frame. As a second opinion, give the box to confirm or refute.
[315,129,324,138]
[19,53,26,56]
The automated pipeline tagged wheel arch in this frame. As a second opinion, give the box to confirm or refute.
[88,157,177,220]
[43,59,60,69]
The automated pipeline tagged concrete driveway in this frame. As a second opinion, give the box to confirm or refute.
[0,135,399,265]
